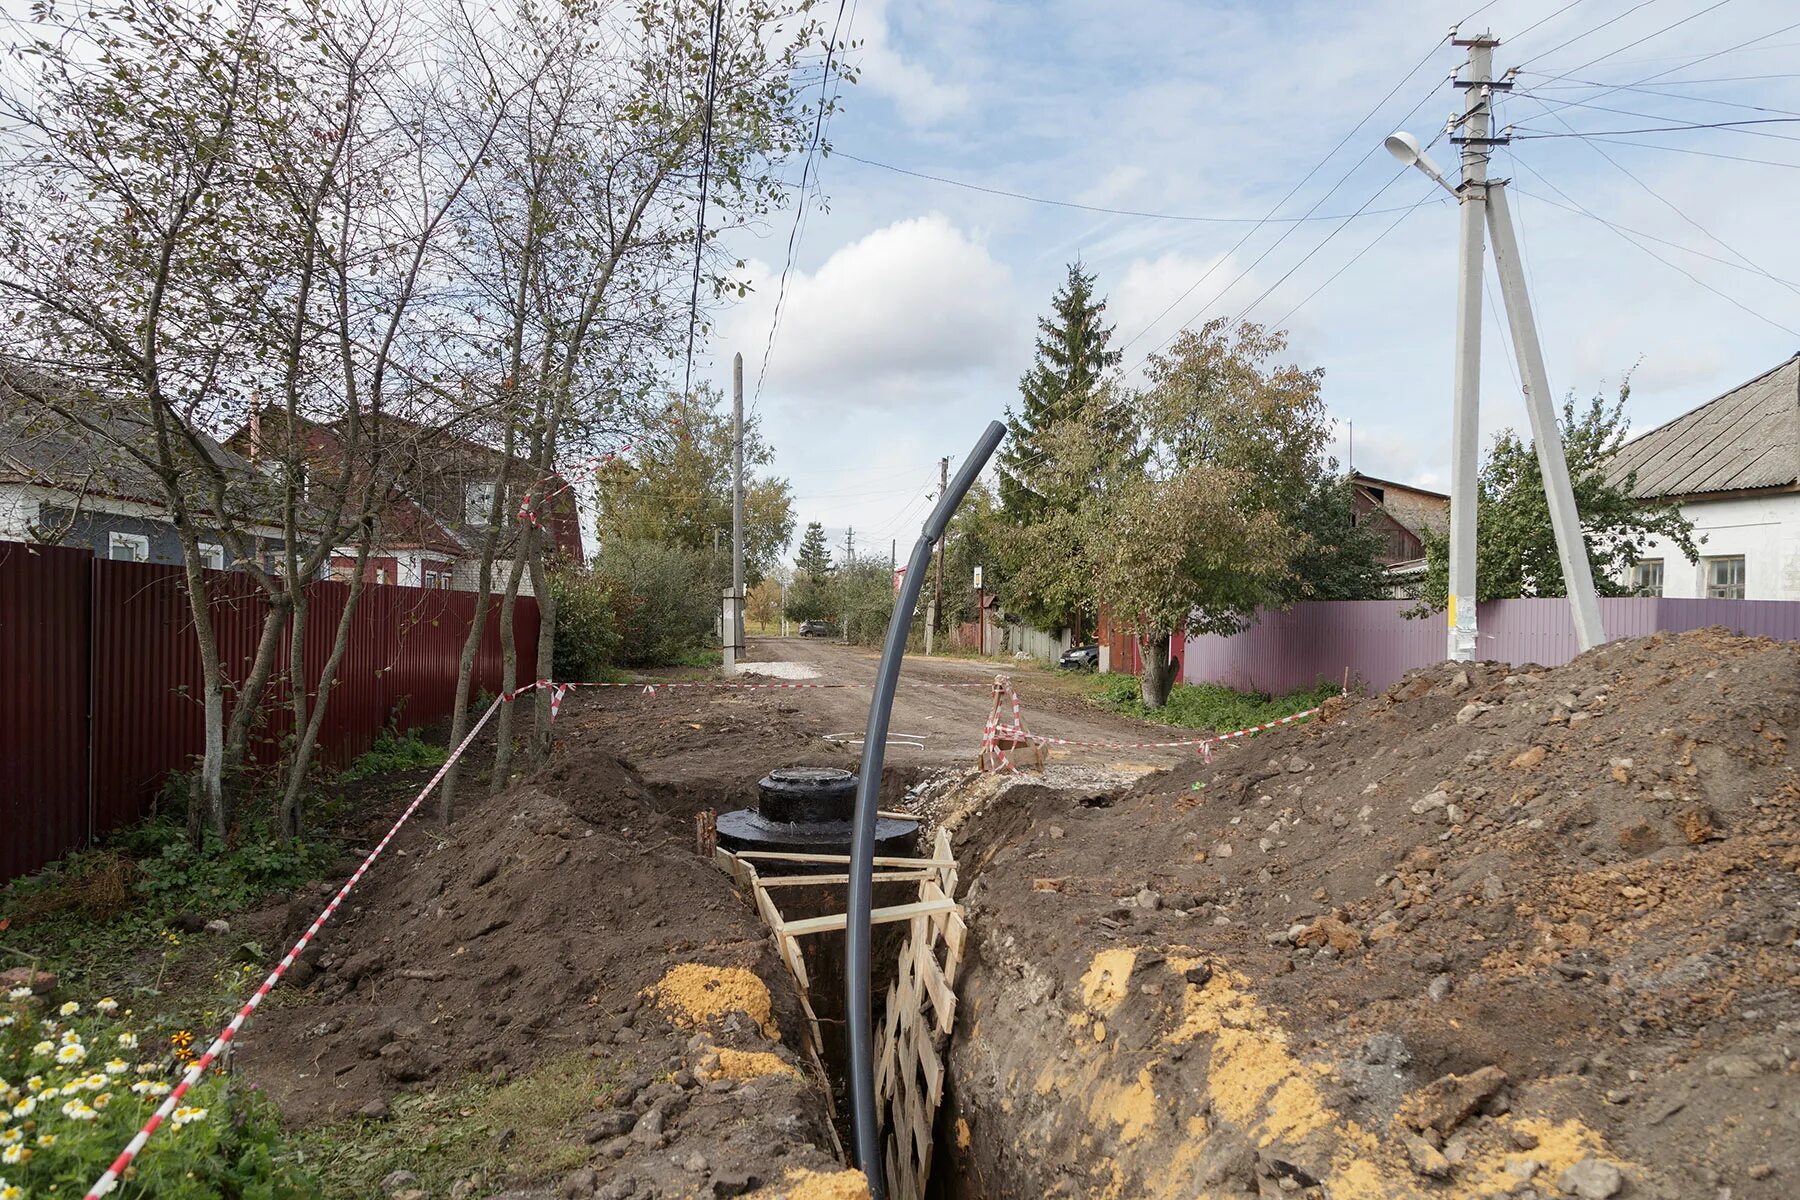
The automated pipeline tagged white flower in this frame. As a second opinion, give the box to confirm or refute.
[28,1042,52,1059]
[95,997,119,1015]
[59,1029,80,1045]
[130,1081,171,1097]
[54,1042,86,1065]
[0,1016,13,1029]
[8,1099,32,1119]
[5,986,30,1001]
[0,1145,22,1165]
[116,1032,138,1050]
[171,1105,208,1126]
[104,1058,129,1076]
[57,1001,79,1017]
[60,1097,97,1120]
[0,1131,17,1147]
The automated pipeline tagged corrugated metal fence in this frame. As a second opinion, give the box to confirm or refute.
[2,539,539,881]
[1179,597,1800,695]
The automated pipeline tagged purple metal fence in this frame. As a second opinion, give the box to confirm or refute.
[2,541,539,881]
[1181,597,1800,695]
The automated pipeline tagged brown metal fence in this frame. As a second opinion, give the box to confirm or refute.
[1,540,539,881]
[1179,597,1800,695]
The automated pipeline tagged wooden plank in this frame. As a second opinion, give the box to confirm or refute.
[914,937,956,1034]
[733,850,955,868]
[754,870,936,888]
[916,1024,945,1111]
[780,897,956,937]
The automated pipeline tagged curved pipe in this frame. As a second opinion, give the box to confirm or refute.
[846,420,1006,1198]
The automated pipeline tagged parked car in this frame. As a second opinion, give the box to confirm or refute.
[798,619,834,638]
[1058,644,1099,670]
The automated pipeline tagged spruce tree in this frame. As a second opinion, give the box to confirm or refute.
[795,521,833,576]
[999,262,1121,520]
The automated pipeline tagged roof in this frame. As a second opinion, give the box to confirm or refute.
[1606,354,1800,498]
[1350,471,1448,501]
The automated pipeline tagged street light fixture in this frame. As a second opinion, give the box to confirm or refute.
[1384,131,1457,196]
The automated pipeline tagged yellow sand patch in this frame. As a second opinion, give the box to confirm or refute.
[703,1047,798,1081]
[651,963,778,1038]
[746,1167,870,1199]
[1089,1064,1160,1144]
[955,1116,972,1150]
[1080,947,1138,1016]
[1463,1115,1622,1195]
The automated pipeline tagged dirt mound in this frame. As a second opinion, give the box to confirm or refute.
[239,741,845,1198]
[938,629,1799,1199]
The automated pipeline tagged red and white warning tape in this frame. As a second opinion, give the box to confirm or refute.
[989,706,1321,752]
[83,684,560,1198]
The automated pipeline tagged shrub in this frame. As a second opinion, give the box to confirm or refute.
[596,540,715,667]
[0,989,314,1196]
[1088,675,1340,731]
[340,728,447,782]
[547,566,620,682]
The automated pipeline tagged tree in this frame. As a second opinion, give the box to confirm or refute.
[1015,319,1332,708]
[1415,384,1699,608]
[746,576,783,631]
[795,521,833,576]
[998,262,1121,522]
[1283,470,1393,601]
[593,387,795,586]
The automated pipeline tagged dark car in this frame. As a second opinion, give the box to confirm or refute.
[1058,644,1099,670]
[798,619,834,637]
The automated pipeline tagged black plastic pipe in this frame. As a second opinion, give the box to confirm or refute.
[846,420,1005,1198]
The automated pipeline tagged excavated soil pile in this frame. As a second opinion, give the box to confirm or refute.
[239,743,851,1199]
[939,629,1798,1200]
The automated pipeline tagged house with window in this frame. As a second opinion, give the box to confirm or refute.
[0,366,294,570]
[222,407,584,594]
[1350,471,1449,594]
[1605,353,1800,600]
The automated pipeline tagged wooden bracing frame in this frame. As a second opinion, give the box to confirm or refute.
[714,826,965,1200]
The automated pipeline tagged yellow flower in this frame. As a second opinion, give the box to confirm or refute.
[57,1001,79,1018]
[0,1182,20,1200]
[23,1078,41,1093]
[34,1132,55,1147]
[171,1105,208,1126]
[94,1092,112,1109]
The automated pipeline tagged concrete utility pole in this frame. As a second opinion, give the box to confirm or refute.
[724,354,746,671]
[1485,183,1606,650]
[842,527,855,643]
[926,456,948,655]
[1386,27,1606,657]
[1446,30,1495,663]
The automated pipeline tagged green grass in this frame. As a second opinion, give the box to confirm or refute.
[340,727,449,781]
[1086,675,1341,733]
[294,1051,624,1197]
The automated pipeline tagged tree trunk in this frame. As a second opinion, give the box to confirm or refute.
[489,544,532,795]
[222,591,292,782]
[1138,632,1179,709]
[279,533,375,835]
[171,526,229,842]
[526,544,557,765]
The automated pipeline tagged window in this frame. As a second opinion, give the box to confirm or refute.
[107,531,149,562]
[1705,555,1745,600]
[464,481,496,523]
[199,542,226,570]
[422,561,454,590]
[1630,558,1663,597]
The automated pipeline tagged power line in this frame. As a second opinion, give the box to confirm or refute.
[1504,0,1589,51]
[1270,192,1443,327]
[1513,115,1800,137]
[1108,35,1456,364]
[1507,151,1800,337]
[681,0,726,404]
[830,152,1443,225]
[1515,0,1668,70]
[1511,90,1800,133]
[753,0,853,413]
[1563,134,1800,167]
[1516,73,1800,118]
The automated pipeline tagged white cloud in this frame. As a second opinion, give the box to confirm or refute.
[846,0,971,127]
[722,213,1019,410]
[1105,249,1249,377]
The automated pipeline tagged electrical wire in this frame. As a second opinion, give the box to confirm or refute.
[1515,74,1800,118]
[1522,0,1733,89]
[1516,91,1800,297]
[681,0,726,404]
[1510,90,1800,135]
[1270,192,1445,327]
[753,0,853,413]
[1503,0,1588,49]
[830,152,1444,225]
[1512,115,1800,137]
[1513,0,1667,70]
[1506,151,1800,337]
[1507,182,1800,283]
[1563,134,1800,167]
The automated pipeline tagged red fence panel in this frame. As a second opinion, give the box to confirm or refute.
[0,542,91,881]
[2,539,541,882]
[1180,597,1800,695]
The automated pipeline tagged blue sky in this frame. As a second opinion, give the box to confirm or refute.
[700,0,1800,565]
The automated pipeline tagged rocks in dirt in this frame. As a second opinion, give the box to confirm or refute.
[0,967,56,995]
[708,1171,762,1197]
[1411,790,1450,815]
[340,948,384,985]
[358,1097,390,1120]
[1293,916,1362,952]
[1704,1053,1764,1079]
[380,1169,420,1195]
[1135,887,1163,910]
[1510,744,1548,769]
[1455,702,1496,725]
[585,1110,639,1142]
[561,1168,599,1198]
[1400,1130,1452,1178]
[1557,1158,1624,1198]
[1398,1065,1508,1136]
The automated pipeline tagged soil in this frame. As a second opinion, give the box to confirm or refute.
[931,629,1800,1199]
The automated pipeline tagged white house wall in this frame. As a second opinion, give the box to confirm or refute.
[1622,492,1800,600]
